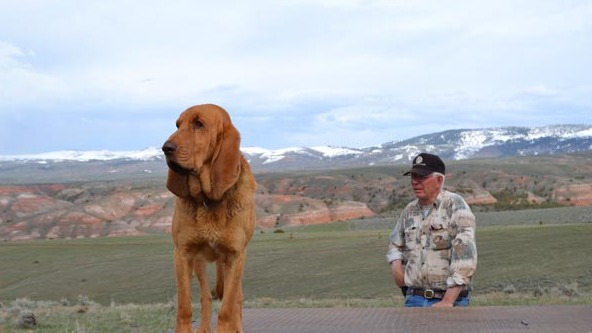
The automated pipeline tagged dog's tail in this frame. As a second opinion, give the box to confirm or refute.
[215,263,224,300]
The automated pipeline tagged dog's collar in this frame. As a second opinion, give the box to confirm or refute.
[198,196,217,209]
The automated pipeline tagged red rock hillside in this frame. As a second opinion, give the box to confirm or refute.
[0,181,376,241]
[2,157,592,241]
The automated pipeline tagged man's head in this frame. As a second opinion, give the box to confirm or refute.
[404,153,446,205]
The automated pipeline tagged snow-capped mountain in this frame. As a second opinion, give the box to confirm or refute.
[1,125,591,173]
[0,147,164,162]
[243,124,592,170]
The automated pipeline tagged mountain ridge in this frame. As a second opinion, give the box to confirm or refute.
[1,124,591,175]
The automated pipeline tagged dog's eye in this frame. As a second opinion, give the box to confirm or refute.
[194,120,204,129]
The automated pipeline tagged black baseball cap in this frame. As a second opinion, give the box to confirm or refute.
[403,153,446,176]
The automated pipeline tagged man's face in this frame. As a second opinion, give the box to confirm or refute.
[410,173,442,204]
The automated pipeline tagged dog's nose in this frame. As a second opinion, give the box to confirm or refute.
[162,141,177,156]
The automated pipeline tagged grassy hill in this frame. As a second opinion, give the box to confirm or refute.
[2,216,591,305]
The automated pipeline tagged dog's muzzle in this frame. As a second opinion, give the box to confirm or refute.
[162,141,190,175]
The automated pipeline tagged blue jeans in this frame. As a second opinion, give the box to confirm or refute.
[404,295,470,307]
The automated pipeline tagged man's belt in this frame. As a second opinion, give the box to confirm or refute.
[406,288,469,300]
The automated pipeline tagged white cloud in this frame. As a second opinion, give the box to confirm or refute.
[0,0,591,153]
[0,41,68,109]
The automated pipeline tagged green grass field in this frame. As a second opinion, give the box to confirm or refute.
[1,221,591,332]
[2,222,591,304]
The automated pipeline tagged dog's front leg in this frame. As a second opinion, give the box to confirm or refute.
[193,256,212,333]
[174,248,194,333]
[215,251,246,333]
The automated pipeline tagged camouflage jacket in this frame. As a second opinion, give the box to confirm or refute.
[386,190,477,290]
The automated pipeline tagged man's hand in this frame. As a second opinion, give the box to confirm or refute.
[432,285,463,307]
[391,260,405,287]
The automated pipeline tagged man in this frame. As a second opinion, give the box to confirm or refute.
[386,153,477,307]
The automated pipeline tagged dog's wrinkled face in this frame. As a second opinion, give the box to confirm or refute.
[162,104,226,175]
[163,104,241,200]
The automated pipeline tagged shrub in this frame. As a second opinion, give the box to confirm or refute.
[17,311,37,329]
[555,281,580,297]
[77,295,97,306]
[502,284,516,294]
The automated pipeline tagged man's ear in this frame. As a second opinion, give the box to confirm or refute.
[166,169,190,198]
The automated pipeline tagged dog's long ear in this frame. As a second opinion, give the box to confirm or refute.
[209,121,241,201]
[166,169,190,198]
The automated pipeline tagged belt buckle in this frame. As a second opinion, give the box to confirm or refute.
[423,289,435,299]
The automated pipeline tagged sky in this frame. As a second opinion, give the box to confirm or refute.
[1,0,591,155]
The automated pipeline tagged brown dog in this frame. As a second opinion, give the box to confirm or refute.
[162,104,256,333]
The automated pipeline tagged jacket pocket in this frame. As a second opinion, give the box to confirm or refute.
[430,223,451,250]
[404,226,418,250]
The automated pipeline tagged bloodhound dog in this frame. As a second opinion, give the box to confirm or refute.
[162,104,256,333]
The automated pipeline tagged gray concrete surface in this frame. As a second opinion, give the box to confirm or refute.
[189,305,591,333]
